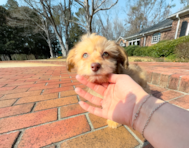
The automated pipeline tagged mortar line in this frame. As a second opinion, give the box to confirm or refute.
[177,75,182,91]
[40,89,45,95]
[42,125,108,147]
[124,125,143,145]
[85,113,94,131]
[149,83,188,95]
[30,102,37,112]
[57,107,61,120]
[0,112,88,135]
[13,130,25,148]
[0,95,78,110]
[12,98,20,106]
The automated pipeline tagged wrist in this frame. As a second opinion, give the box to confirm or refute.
[133,96,164,133]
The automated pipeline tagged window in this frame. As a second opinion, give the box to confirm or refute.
[186,22,189,36]
[180,21,188,37]
[151,32,161,43]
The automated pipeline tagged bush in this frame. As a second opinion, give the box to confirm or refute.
[124,45,139,56]
[126,35,189,58]
[175,42,189,59]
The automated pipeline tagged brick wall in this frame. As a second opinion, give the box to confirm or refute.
[140,37,144,46]
[145,35,153,46]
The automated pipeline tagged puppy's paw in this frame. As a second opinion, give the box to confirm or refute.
[107,120,122,129]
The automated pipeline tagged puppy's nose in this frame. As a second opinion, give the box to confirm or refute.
[91,63,101,72]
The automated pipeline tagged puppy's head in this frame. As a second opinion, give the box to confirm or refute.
[66,33,128,83]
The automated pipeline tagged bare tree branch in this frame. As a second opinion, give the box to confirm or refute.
[94,0,118,14]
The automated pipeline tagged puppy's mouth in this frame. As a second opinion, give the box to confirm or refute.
[84,74,110,83]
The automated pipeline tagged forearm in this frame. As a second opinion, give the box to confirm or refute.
[133,96,189,148]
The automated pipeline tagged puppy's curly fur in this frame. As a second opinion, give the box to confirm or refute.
[66,33,150,128]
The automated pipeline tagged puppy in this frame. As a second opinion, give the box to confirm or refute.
[66,33,150,128]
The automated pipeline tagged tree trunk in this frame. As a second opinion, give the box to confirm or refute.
[46,30,54,58]
[65,24,69,52]
[87,16,92,34]
[52,26,67,57]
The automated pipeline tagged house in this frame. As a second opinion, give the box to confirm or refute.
[117,8,189,47]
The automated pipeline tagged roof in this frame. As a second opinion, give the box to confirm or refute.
[168,8,189,19]
[125,19,173,40]
[121,8,189,40]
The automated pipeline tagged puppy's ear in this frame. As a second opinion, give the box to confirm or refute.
[66,48,76,72]
[117,45,129,68]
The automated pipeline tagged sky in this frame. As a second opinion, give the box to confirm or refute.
[0,0,186,28]
[0,0,185,15]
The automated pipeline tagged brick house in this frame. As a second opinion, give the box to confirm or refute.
[117,8,189,47]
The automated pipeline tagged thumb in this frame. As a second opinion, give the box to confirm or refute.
[108,74,120,83]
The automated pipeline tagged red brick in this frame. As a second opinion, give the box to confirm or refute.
[16,93,58,104]
[128,126,145,142]
[159,74,170,88]
[88,113,107,129]
[60,126,139,148]
[168,74,182,90]
[0,99,17,108]
[0,88,29,95]
[6,81,35,86]
[36,80,60,83]
[0,103,34,118]
[43,87,74,94]
[0,108,57,134]
[60,103,87,118]
[0,86,16,91]
[1,90,41,100]
[60,82,81,87]
[0,131,20,148]
[179,75,189,93]
[28,84,59,91]
[47,80,71,85]
[170,95,189,109]
[153,90,183,101]
[60,90,77,97]
[34,96,78,111]
[151,73,161,85]
[146,71,153,83]
[149,84,167,95]
[18,115,90,148]
[17,83,45,89]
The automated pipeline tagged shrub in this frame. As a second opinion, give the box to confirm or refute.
[124,45,139,56]
[175,42,189,59]
[127,35,189,58]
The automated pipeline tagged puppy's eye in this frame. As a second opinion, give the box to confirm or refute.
[102,52,109,58]
[83,53,88,58]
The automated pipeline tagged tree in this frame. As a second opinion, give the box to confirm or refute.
[23,0,73,56]
[4,0,18,11]
[125,0,172,36]
[180,0,189,6]
[17,6,56,58]
[73,0,119,34]
[68,23,86,49]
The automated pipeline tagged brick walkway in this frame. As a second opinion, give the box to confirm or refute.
[0,61,189,148]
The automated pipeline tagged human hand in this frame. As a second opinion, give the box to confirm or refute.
[75,74,148,126]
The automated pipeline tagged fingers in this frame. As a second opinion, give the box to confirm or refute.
[79,101,104,118]
[75,87,102,106]
[76,75,106,96]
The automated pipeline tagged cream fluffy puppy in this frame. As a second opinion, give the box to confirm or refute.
[67,33,150,128]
